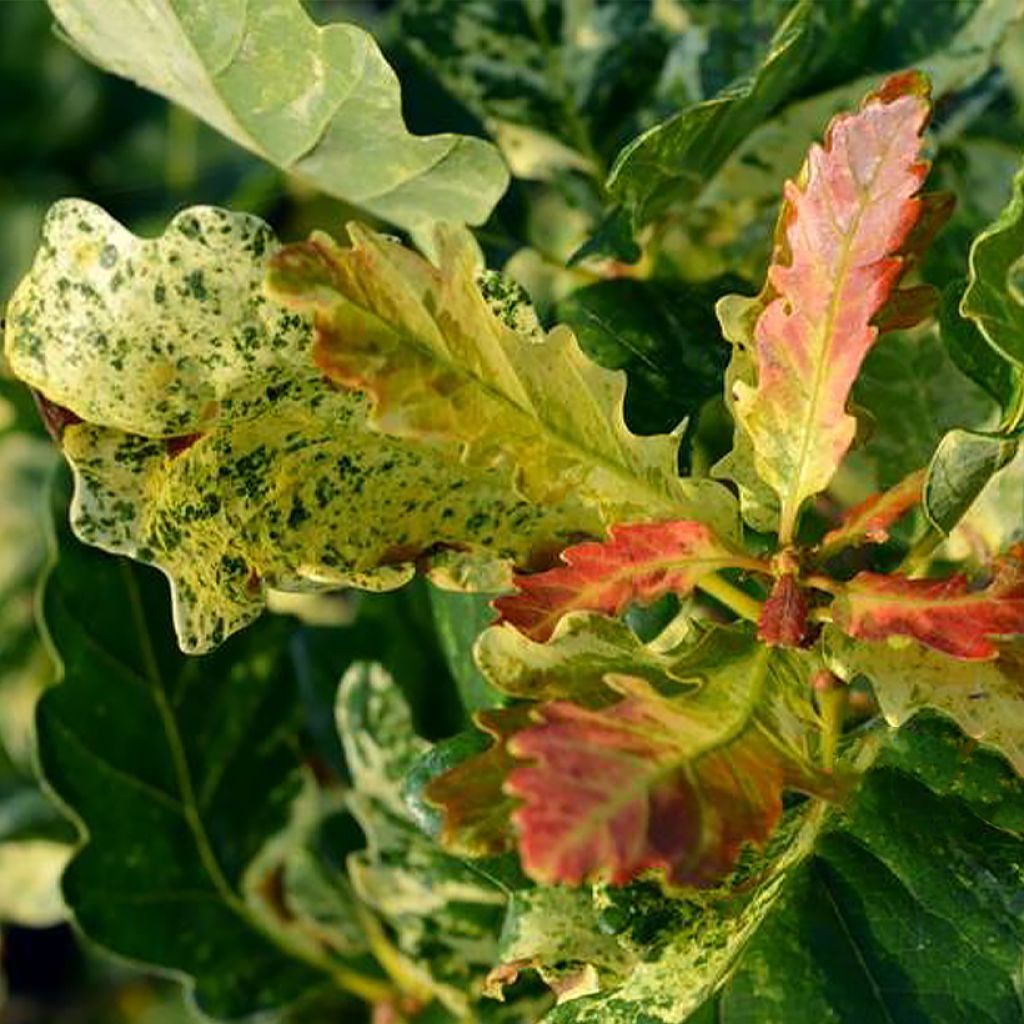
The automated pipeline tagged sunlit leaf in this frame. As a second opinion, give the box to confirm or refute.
[833,552,1024,660]
[267,222,738,533]
[819,468,925,555]
[731,72,935,542]
[495,521,763,642]
[5,201,604,652]
[47,0,508,235]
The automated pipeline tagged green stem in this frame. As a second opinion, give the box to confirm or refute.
[166,104,198,194]
[696,572,764,623]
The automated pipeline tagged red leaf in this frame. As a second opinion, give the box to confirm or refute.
[759,573,810,648]
[734,71,935,543]
[494,521,764,641]
[819,468,925,555]
[834,553,1024,660]
[504,640,840,888]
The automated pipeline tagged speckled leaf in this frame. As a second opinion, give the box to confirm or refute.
[35,471,344,1020]
[47,0,508,235]
[732,73,934,543]
[544,716,1024,1023]
[495,521,763,642]
[961,155,1024,366]
[5,201,605,653]
[507,630,836,887]
[267,223,739,535]
[825,629,1024,775]
[833,553,1024,660]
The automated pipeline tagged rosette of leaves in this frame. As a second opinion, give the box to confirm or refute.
[398,72,1024,1014]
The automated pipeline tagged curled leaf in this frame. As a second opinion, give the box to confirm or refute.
[731,71,935,542]
[494,521,764,642]
[819,467,925,555]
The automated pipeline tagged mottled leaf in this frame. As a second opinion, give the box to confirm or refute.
[507,630,835,887]
[267,223,738,534]
[545,716,1024,1023]
[36,471,345,1019]
[732,72,934,542]
[833,554,1024,660]
[825,629,1024,775]
[5,201,603,653]
[758,573,810,648]
[47,0,508,235]
[495,522,764,642]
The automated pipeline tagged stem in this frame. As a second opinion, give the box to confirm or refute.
[166,104,198,194]
[814,671,847,771]
[899,525,944,576]
[696,573,764,623]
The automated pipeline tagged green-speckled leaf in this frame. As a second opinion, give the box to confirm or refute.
[5,201,606,653]
[35,471,348,1019]
[47,0,508,235]
[336,663,511,1017]
[268,223,740,538]
[544,716,1024,1023]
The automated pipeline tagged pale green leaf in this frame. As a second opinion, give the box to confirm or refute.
[47,0,509,234]
[267,223,739,537]
[5,201,604,653]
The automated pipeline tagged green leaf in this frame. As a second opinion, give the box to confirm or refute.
[36,470,364,1019]
[962,154,1024,366]
[428,588,505,715]
[47,0,508,235]
[267,222,739,534]
[825,628,1024,775]
[5,201,603,653]
[397,0,670,179]
[555,277,738,471]
[544,716,1024,1023]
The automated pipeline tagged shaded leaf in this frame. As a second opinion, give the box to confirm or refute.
[825,628,1024,775]
[48,0,508,235]
[5,201,602,653]
[428,588,504,715]
[36,470,347,1019]
[731,72,934,542]
[506,630,835,887]
[268,223,739,533]
[833,553,1024,660]
[495,522,763,642]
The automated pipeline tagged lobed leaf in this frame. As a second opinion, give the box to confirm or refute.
[267,223,738,533]
[47,0,508,235]
[494,521,763,643]
[833,552,1024,660]
[5,201,604,652]
[731,72,935,542]
[506,630,836,887]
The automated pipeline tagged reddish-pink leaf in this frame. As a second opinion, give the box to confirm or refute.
[734,71,935,544]
[819,468,926,555]
[494,521,765,641]
[504,642,840,887]
[759,573,811,648]
[834,552,1024,660]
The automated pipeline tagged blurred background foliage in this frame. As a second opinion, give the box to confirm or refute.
[1,0,1022,1021]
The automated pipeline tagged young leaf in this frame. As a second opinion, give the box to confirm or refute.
[506,630,837,887]
[832,554,1024,660]
[5,201,604,652]
[266,224,739,534]
[758,574,810,649]
[732,72,934,542]
[47,0,508,235]
[818,467,925,555]
[36,472,359,1018]
[494,522,764,643]
[544,716,1024,1024]
[825,629,1024,774]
